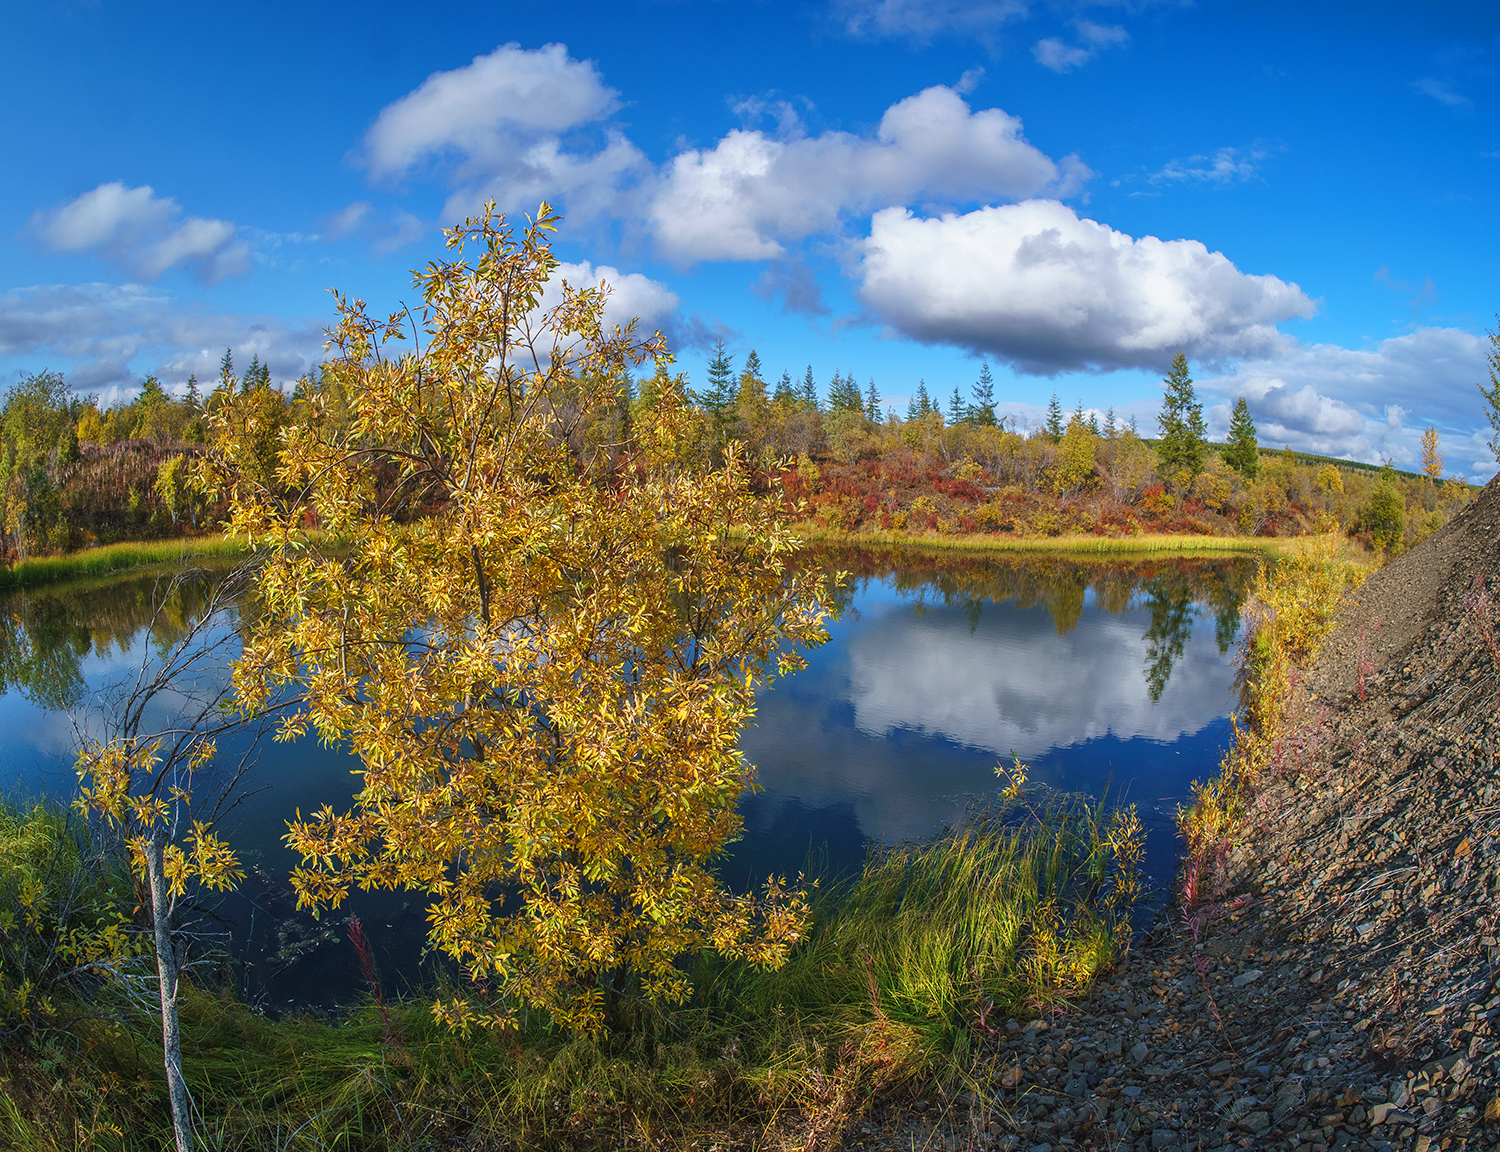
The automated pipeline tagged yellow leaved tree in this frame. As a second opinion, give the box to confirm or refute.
[207,204,834,1037]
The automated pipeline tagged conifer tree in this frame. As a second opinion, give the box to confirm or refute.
[948,386,969,425]
[864,378,882,422]
[1155,353,1207,481]
[773,370,796,405]
[1223,396,1259,478]
[701,339,737,435]
[1103,407,1117,440]
[828,370,864,413]
[970,361,997,426]
[907,380,934,421]
[799,365,819,411]
[1045,393,1064,443]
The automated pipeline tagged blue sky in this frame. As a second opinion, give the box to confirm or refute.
[3,0,1497,477]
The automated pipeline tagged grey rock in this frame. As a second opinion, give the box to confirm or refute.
[1238,1110,1271,1134]
[1232,970,1263,988]
[1130,1041,1149,1064]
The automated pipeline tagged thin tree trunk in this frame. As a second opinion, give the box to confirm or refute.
[144,829,194,1152]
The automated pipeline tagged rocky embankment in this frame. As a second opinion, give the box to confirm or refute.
[851,476,1500,1152]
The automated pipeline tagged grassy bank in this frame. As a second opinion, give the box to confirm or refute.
[0,793,1141,1150]
[794,523,1293,557]
[0,536,254,592]
[1175,537,1371,906]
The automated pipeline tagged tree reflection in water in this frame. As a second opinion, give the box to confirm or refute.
[804,546,1254,701]
[0,568,228,711]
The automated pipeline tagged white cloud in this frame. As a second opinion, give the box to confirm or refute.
[1412,78,1471,108]
[856,199,1314,374]
[361,43,621,180]
[1149,145,1265,186]
[1201,326,1498,478]
[29,183,250,284]
[357,43,649,225]
[648,85,1089,264]
[540,261,680,336]
[1032,20,1129,72]
[831,0,1029,41]
[0,282,323,394]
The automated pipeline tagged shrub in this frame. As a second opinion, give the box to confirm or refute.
[1358,484,1406,553]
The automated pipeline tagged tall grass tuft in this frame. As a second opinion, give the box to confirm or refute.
[0,794,1143,1149]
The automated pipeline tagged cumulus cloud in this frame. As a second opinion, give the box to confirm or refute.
[855,199,1314,375]
[539,261,680,336]
[1200,326,1498,477]
[0,282,323,394]
[649,85,1088,264]
[359,50,1091,263]
[1032,20,1129,72]
[357,43,649,224]
[29,183,250,284]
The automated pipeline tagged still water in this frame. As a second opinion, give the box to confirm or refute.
[0,550,1253,1007]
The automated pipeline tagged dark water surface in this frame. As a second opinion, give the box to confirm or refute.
[0,550,1253,1008]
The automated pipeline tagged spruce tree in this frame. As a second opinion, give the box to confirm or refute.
[907,380,934,421]
[828,371,864,413]
[948,386,969,425]
[1156,352,1207,481]
[799,366,819,411]
[970,361,997,426]
[742,350,762,384]
[1045,393,1064,443]
[864,379,882,422]
[1223,396,1260,478]
[701,339,737,435]
[1103,407,1117,440]
[773,370,796,405]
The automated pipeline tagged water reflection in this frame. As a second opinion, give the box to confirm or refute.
[0,551,1254,1003]
[731,550,1253,881]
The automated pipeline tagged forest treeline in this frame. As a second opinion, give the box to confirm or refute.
[0,337,1482,565]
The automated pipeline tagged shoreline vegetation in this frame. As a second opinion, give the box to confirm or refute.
[0,534,251,592]
[0,526,1292,595]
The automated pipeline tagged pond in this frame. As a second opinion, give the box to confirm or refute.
[0,548,1255,1009]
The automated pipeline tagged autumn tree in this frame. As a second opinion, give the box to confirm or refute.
[1479,320,1500,459]
[1420,425,1444,484]
[208,205,834,1038]
[74,566,285,1152]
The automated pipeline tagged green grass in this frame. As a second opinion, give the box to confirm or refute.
[794,524,1290,557]
[0,793,1143,1150]
[0,536,255,591]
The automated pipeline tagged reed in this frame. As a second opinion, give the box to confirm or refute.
[0,793,1142,1150]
